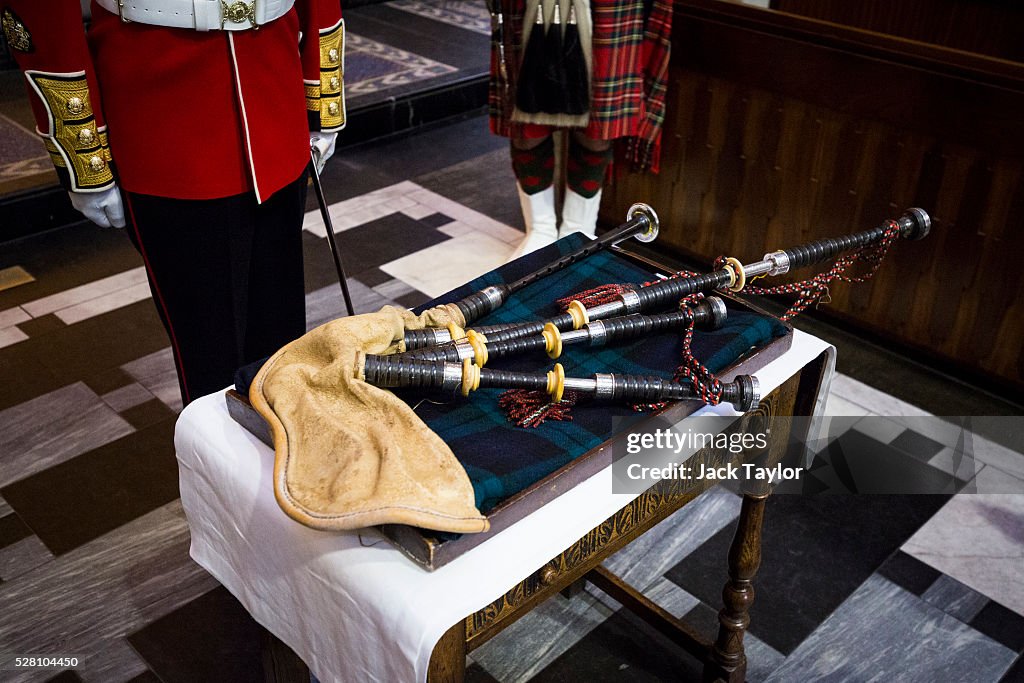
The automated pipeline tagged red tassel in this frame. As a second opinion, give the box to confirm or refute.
[499,389,579,428]
[556,284,635,311]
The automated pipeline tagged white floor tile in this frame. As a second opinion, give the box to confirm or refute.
[903,493,1024,615]
[830,374,932,417]
[101,382,157,413]
[400,202,437,220]
[969,464,1024,495]
[438,221,476,238]
[381,232,514,298]
[822,393,871,418]
[0,382,135,488]
[55,282,152,325]
[0,306,30,329]
[0,534,54,583]
[970,431,1024,481]
[0,326,28,350]
[122,348,183,413]
[372,278,417,300]
[852,416,906,444]
[21,267,147,318]
[927,447,985,482]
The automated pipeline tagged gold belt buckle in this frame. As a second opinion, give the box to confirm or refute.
[221,0,259,29]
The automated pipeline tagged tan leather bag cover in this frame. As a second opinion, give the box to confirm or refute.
[249,304,490,534]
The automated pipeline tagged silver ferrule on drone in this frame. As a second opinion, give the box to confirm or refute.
[759,250,791,277]
[479,286,506,310]
[585,319,608,346]
[618,289,642,314]
[452,338,476,361]
[441,362,463,391]
[427,328,453,346]
[593,373,616,399]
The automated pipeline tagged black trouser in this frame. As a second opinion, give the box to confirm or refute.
[124,173,308,405]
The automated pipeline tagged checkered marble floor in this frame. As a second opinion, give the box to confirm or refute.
[0,114,1022,682]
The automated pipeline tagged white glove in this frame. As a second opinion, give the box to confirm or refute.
[69,186,126,229]
[310,131,338,173]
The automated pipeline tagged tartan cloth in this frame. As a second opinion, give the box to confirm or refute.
[410,234,788,513]
[234,235,788,517]
[489,0,674,171]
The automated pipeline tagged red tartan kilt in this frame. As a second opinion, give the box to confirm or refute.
[489,0,648,141]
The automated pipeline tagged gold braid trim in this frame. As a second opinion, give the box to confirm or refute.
[304,80,321,115]
[318,19,346,132]
[26,71,113,192]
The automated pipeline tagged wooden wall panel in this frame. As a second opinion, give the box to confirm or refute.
[772,0,1024,63]
[603,0,1024,389]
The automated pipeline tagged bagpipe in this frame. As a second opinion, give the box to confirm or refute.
[357,204,931,422]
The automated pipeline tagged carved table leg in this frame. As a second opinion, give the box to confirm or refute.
[703,491,768,683]
[427,621,467,682]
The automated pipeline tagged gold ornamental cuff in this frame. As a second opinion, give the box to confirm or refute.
[318,19,346,132]
[25,71,114,191]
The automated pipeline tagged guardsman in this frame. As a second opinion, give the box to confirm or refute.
[1,0,346,404]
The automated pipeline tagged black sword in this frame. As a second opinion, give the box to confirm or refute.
[310,149,355,317]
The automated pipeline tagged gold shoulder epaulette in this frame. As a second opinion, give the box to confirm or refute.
[25,70,113,192]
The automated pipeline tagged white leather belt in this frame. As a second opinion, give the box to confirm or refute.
[95,0,294,31]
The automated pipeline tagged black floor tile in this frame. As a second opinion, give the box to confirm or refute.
[877,550,942,596]
[415,147,521,232]
[890,429,945,462]
[1001,654,1024,683]
[343,113,506,182]
[0,343,64,411]
[301,231,343,295]
[0,511,32,548]
[352,266,394,289]
[305,213,449,292]
[14,301,170,389]
[16,313,67,337]
[419,212,455,229]
[120,398,177,430]
[665,495,949,655]
[335,213,450,274]
[466,662,501,683]
[532,608,704,682]
[0,419,179,555]
[125,671,162,683]
[82,367,136,396]
[804,430,967,494]
[681,600,720,638]
[395,290,431,309]
[0,224,142,310]
[44,671,83,683]
[127,586,265,683]
[970,601,1024,653]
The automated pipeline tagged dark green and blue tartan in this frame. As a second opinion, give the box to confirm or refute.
[411,234,788,513]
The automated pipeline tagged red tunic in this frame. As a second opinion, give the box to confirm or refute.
[3,0,344,202]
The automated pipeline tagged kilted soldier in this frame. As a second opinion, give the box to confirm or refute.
[1,0,346,404]
[488,0,673,258]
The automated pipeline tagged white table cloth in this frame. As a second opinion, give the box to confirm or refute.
[175,330,834,682]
